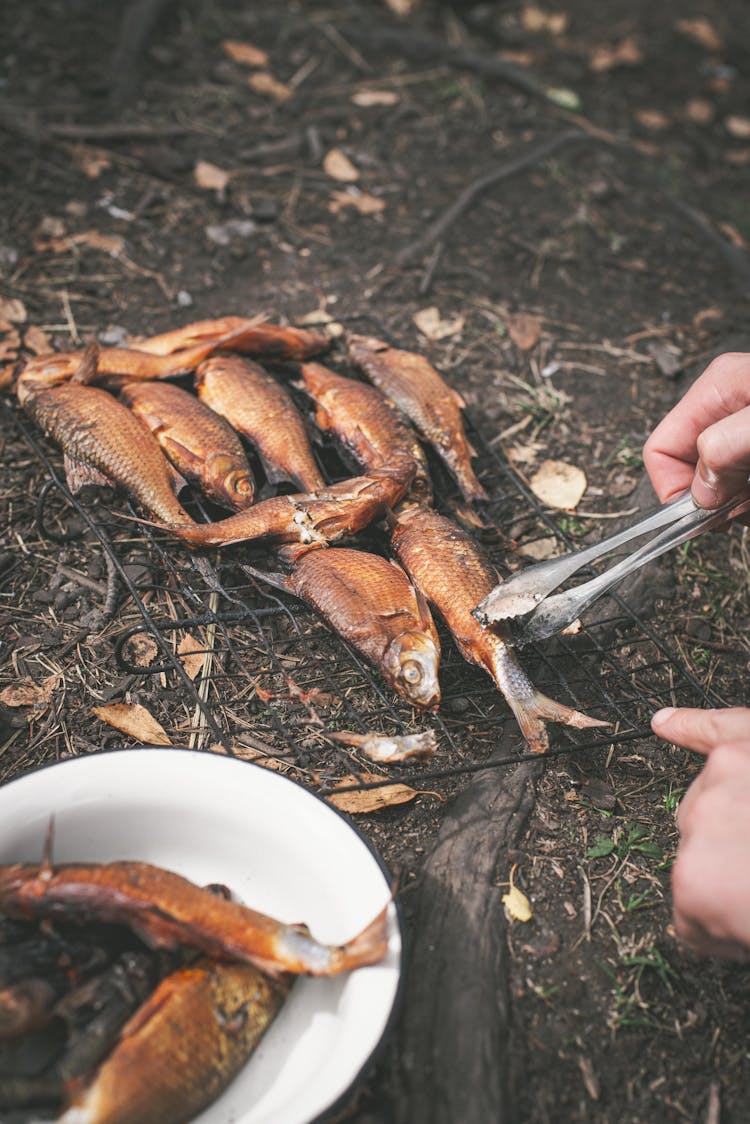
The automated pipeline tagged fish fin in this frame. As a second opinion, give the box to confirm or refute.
[160,436,204,479]
[70,341,100,386]
[63,453,112,494]
[166,462,189,496]
[277,541,327,565]
[338,905,389,972]
[450,386,467,409]
[239,561,292,596]
[512,691,611,754]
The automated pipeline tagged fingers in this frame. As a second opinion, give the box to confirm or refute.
[651,706,750,753]
[692,405,750,507]
[643,352,750,503]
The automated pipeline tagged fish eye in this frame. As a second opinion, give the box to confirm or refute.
[402,660,423,685]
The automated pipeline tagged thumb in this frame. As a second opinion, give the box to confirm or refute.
[692,407,750,508]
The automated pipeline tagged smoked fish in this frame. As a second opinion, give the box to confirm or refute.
[347,333,488,503]
[298,361,433,503]
[196,355,325,491]
[135,315,331,360]
[285,547,441,710]
[0,860,388,977]
[390,505,608,751]
[58,960,289,1124]
[145,458,416,550]
[23,384,193,525]
[119,381,256,511]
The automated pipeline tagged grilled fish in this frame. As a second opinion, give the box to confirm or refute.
[23,385,193,525]
[59,960,289,1124]
[148,458,415,550]
[135,315,331,360]
[119,381,255,511]
[196,355,325,491]
[285,547,441,709]
[390,506,608,751]
[299,361,433,503]
[347,333,488,503]
[0,860,388,977]
[16,336,234,401]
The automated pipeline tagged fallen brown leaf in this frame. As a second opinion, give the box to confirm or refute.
[194,160,231,193]
[413,306,465,341]
[684,98,715,125]
[507,312,542,351]
[327,772,417,813]
[0,325,21,362]
[92,702,171,746]
[675,17,723,52]
[0,676,60,710]
[520,5,568,34]
[517,536,560,561]
[725,148,750,167]
[328,190,385,216]
[351,89,400,107]
[383,0,420,14]
[636,109,670,131]
[725,115,750,140]
[69,144,111,179]
[0,297,26,323]
[221,39,269,68]
[123,634,159,670]
[589,37,643,73]
[177,633,206,681]
[323,148,360,183]
[530,459,587,509]
[248,71,293,104]
[24,325,52,355]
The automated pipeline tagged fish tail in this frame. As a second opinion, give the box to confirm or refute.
[335,905,389,973]
[510,690,610,754]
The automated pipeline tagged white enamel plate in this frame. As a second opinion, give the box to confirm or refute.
[0,749,403,1124]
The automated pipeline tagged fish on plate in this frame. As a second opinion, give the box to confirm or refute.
[134,315,331,360]
[119,381,256,511]
[390,505,608,752]
[22,384,194,525]
[58,959,289,1124]
[146,457,417,551]
[196,355,325,492]
[347,333,488,504]
[298,361,433,503]
[0,860,388,977]
[258,546,442,710]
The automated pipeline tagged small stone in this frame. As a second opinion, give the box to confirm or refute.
[98,325,129,346]
[686,617,711,642]
[251,197,278,222]
[445,695,469,715]
[176,290,193,307]
[205,219,256,246]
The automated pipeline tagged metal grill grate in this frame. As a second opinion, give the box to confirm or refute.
[4,320,723,793]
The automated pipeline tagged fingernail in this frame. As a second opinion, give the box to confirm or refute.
[691,464,721,509]
[652,707,676,728]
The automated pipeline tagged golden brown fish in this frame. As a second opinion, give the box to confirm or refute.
[284,547,441,709]
[16,336,235,401]
[298,361,433,503]
[390,505,608,751]
[119,381,255,511]
[59,960,289,1124]
[135,315,331,360]
[347,333,488,503]
[23,384,193,525]
[144,458,416,550]
[0,860,387,977]
[196,355,325,491]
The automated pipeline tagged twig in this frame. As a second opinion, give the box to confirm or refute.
[320,23,372,73]
[188,586,218,751]
[48,122,192,140]
[396,130,595,266]
[418,240,444,296]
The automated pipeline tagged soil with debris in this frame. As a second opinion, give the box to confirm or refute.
[1,2,750,1122]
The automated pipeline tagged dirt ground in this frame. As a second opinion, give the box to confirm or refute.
[2,2,750,1122]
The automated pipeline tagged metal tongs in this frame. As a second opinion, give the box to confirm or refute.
[474,489,750,647]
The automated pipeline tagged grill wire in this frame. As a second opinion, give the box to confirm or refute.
[5,316,725,795]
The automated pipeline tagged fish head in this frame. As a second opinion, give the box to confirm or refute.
[384,631,441,710]
[205,453,255,510]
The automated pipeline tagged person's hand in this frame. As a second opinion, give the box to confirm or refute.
[651,706,750,959]
[643,352,750,518]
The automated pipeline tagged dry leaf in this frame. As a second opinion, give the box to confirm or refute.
[298,311,345,338]
[221,39,269,68]
[692,306,724,330]
[502,864,533,922]
[521,5,568,34]
[327,772,417,813]
[517,536,560,560]
[69,144,111,179]
[530,459,587,509]
[73,230,126,256]
[92,703,171,746]
[413,306,465,341]
[725,148,750,167]
[636,109,670,131]
[507,312,542,351]
[725,115,750,140]
[247,71,293,103]
[351,89,400,107]
[0,325,21,362]
[675,17,723,53]
[177,633,206,681]
[684,98,715,125]
[383,0,420,14]
[0,297,26,323]
[0,676,59,710]
[194,160,231,193]
[718,222,748,250]
[123,634,159,669]
[24,325,52,355]
[589,37,643,73]
[323,148,360,183]
[328,190,385,216]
